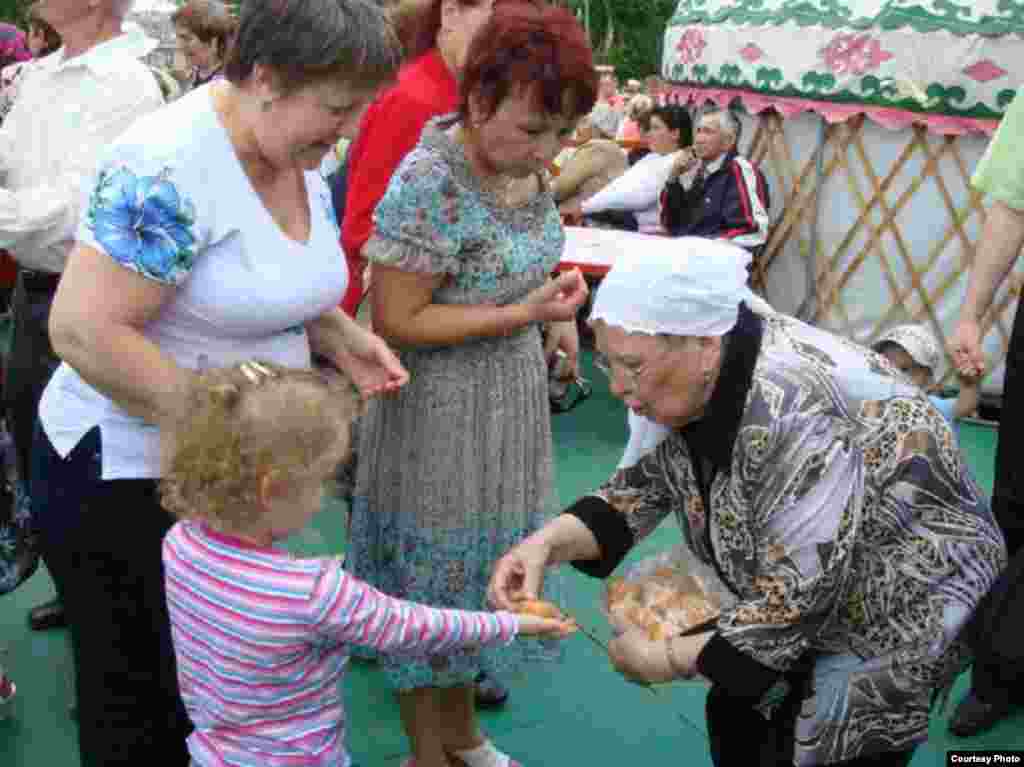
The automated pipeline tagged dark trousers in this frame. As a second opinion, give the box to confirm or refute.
[963,303,1024,705]
[966,545,1024,706]
[31,426,191,767]
[972,654,1024,706]
[994,302,1024,558]
[5,270,60,485]
[585,209,639,232]
[706,682,915,767]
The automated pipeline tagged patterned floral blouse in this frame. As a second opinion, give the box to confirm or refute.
[567,305,1006,766]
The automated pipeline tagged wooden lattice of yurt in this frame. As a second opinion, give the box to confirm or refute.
[662,0,1023,392]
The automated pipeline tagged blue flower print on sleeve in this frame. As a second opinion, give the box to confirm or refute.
[86,165,199,285]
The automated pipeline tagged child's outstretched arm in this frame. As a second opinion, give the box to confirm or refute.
[309,560,571,656]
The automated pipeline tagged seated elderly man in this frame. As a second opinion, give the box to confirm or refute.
[662,106,770,251]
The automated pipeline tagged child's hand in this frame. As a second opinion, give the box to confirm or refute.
[511,598,577,638]
[514,598,565,620]
[516,612,578,639]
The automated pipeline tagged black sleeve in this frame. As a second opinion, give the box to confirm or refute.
[564,495,635,578]
[328,153,351,224]
[696,633,783,702]
[662,175,708,237]
[660,178,689,235]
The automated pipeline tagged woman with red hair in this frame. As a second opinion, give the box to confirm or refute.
[345,4,596,765]
[339,0,517,708]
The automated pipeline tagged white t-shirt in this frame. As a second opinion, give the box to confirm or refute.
[39,85,348,480]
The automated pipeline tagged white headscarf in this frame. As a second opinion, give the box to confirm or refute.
[872,324,941,371]
[589,236,772,337]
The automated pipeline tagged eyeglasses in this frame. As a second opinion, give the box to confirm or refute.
[593,347,672,390]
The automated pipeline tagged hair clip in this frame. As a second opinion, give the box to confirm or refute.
[239,360,279,385]
[248,361,276,378]
[239,363,259,384]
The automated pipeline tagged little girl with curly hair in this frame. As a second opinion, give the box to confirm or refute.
[160,361,573,767]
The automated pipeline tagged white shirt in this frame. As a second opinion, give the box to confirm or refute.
[39,85,349,480]
[581,150,690,235]
[618,410,672,470]
[0,23,163,273]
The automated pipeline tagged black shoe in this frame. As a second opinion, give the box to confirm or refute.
[28,597,66,632]
[474,671,509,709]
[948,689,1015,737]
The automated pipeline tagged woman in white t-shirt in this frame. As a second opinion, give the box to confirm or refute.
[33,1,407,764]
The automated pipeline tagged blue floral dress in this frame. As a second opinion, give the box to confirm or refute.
[346,116,564,690]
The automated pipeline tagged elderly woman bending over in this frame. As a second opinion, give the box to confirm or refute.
[491,239,1006,767]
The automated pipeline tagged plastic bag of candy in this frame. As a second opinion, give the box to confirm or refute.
[604,543,736,640]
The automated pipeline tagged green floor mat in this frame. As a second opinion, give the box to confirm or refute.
[0,352,1019,766]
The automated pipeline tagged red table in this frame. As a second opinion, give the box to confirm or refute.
[557,226,667,277]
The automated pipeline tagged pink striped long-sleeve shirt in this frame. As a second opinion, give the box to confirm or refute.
[163,521,518,767]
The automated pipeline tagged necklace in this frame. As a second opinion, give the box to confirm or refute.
[453,125,535,209]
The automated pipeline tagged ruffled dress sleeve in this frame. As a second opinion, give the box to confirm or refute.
[362,147,464,277]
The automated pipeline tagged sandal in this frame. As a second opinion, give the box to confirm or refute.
[549,376,592,414]
[473,671,509,708]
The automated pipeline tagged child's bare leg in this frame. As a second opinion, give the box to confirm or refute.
[438,684,483,752]
[398,687,452,767]
[440,685,519,767]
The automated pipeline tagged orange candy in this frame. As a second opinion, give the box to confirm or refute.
[514,598,566,620]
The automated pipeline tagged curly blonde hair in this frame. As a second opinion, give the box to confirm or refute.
[626,94,654,122]
[160,362,357,528]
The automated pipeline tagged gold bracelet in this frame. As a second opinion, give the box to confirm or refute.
[665,635,691,680]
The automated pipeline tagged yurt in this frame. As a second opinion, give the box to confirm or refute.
[662,0,1023,391]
